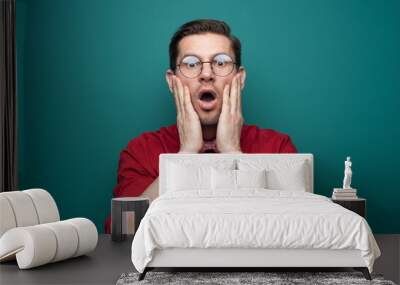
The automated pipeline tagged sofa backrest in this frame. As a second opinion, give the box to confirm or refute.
[159,154,314,195]
[0,189,60,238]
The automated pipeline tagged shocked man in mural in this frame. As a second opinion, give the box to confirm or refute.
[105,19,297,233]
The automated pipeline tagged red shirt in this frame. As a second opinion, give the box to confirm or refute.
[104,124,297,233]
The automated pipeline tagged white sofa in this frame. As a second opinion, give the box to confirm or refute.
[0,189,98,269]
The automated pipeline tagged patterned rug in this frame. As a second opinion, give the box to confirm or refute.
[116,271,396,285]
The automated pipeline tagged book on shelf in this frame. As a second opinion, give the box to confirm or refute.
[332,188,358,199]
[333,193,357,197]
[333,188,357,193]
[332,196,358,200]
[332,193,358,199]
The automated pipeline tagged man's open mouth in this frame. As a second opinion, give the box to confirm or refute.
[197,90,218,111]
[199,90,217,102]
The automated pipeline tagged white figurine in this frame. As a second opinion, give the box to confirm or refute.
[342,156,352,189]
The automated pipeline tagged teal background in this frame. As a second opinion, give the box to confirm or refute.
[16,0,400,233]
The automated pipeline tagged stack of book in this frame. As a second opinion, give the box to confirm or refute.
[332,188,358,199]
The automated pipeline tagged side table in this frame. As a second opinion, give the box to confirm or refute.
[331,197,366,218]
[111,197,150,241]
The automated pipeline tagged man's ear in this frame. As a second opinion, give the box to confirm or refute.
[166,69,175,93]
[238,67,246,90]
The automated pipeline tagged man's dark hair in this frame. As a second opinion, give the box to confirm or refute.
[169,19,242,72]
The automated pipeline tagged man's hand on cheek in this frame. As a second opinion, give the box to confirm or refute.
[172,76,203,153]
[216,74,244,153]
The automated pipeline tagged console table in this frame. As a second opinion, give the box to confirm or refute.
[331,198,366,218]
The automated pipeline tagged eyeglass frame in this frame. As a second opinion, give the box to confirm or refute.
[175,53,237,79]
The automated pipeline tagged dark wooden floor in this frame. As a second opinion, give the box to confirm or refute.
[374,234,400,284]
[0,234,398,284]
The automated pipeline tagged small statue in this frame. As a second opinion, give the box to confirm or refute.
[342,156,352,189]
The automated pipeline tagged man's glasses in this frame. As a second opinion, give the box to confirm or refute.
[176,53,236,78]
